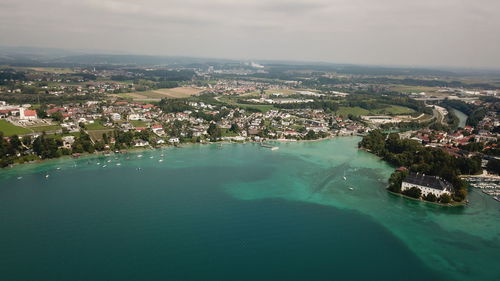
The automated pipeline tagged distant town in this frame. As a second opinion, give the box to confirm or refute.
[0,56,499,203]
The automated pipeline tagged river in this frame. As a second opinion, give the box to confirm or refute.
[450,108,468,128]
[0,137,499,281]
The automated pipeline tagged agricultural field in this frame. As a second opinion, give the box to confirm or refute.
[217,96,275,112]
[389,85,437,94]
[336,105,415,116]
[0,120,31,136]
[112,87,204,101]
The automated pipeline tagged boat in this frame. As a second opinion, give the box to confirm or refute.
[343,176,347,181]
[97,162,100,165]
[17,177,22,180]
[261,143,279,150]
[349,187,354,190]
[56,167,61,170]
[137,154,143,158]
[45,174,49,178]
[116,163,121,166]
[150,156,154,159]
[158,159,164,162]
[102,165,107,168]
[107,160,111,163]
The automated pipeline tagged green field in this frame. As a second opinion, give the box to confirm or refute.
[336,105,415,116]
[87,129,114,142]
[27,125,62,133]
[218,97,275,112]
[130,120,148,127]
[0,120,31,136]
[389,85,437,93]
[85,120,107,130]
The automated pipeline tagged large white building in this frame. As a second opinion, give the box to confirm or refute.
[401,173,453,197]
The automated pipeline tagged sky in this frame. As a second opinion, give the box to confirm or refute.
[1,0,499,68]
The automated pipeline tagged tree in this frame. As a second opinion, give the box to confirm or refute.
[402,187,421,199]
[51,111,64,122]
[230,123,240,133]
[439,193,452,204]
[486,159,500,175]
[207,123,221,142]
[424,193,437,202]
[36,108,48,118]
[388,170,407,193]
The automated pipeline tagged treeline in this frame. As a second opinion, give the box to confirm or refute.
[0,70,26,85]
[0,131,98,168]
[0,92,104,104]
[359,130,482,202]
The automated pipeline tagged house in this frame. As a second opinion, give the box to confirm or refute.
[169,137,180,144]
[110,113,121,121]
[61,136,75,149]
[20,108,37,120]
[401,172,453,197]
[133,139,149,147]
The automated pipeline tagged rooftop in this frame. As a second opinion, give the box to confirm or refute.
[403,172,453,191]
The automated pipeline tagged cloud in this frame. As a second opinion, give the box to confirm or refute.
[0,0,499,68]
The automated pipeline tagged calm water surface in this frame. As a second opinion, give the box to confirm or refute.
[0,137,499,281]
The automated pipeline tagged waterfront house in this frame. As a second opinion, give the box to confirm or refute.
[402,173,453,197]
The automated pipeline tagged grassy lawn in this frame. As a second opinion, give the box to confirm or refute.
[130,120,148,127]
[372,105,415,115]
[87,130,114,142]
[86,120,106,130]
[0,120,31,136]
[336,106,370,116]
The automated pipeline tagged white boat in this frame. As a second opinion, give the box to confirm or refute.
[97,162,101,165]
[102,165,107,168]
[107,160,111,163]
[343,176,347,181]
[160,154,164,157]
[349,187,354,190]
[45,174,49,178]
[116,163,121,166]
[137,154,143,158]
[159,159,164,162]
[17,177,22,180]
[150,156,154,159]
[56,167,61,170]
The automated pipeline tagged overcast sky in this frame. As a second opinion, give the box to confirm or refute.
[1,0,499,68]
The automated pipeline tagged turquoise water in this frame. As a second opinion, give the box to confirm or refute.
[0,137,499,281]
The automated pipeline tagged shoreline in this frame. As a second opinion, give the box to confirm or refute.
[387,189,466,207]
[1,135,355,170]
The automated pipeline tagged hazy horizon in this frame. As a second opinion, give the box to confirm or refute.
[1,0,499,69]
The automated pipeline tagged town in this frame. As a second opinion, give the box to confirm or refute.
[0,61,499,204]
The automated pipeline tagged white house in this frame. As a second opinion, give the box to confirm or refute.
[169,137,180,144]
[401,173,453,197]
[110,113,121,121]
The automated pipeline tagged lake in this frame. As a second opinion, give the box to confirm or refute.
[0,137,499,281]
